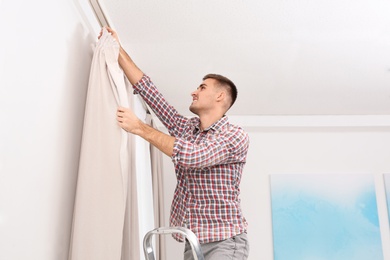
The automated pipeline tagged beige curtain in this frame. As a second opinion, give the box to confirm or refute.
[68,28,140,260]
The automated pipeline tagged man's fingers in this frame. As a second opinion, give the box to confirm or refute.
[117,107,126,116]
[98,27,116,40]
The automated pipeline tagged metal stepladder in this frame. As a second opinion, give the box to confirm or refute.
[143,227,205,260]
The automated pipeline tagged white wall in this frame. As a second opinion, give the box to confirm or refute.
[1,1,389,259]
[159,116,390,260]
[0,0,100,259]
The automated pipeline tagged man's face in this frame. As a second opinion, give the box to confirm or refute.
[189,78,219,115]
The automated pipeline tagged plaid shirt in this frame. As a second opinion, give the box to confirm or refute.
[133,75,249,244]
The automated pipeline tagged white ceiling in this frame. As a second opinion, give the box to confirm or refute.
[101,0,390,116]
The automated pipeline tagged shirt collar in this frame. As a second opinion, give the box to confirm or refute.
[194,115,229,133]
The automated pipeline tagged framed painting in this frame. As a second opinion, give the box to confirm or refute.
[270,174,383,260]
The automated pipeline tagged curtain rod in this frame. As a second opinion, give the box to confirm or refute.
[89,0,110,27]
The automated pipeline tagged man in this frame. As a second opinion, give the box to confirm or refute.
[102,27,250,260]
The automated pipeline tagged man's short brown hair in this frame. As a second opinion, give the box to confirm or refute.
[203,74,238,108]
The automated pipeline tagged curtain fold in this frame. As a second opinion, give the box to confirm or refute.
[68,28,139,260]
[150,116,167,260]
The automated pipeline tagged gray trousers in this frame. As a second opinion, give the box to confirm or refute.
[183,233,249,260]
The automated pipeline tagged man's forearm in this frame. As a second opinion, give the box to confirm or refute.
[135,121,175,157]
[118,47,144,85]
[117,106,174,156]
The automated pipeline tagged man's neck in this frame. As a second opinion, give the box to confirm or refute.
[198,113,225,131]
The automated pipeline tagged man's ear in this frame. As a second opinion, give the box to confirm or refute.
[216,91,225,102]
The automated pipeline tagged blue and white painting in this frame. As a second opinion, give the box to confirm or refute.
[270,174,383,260]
